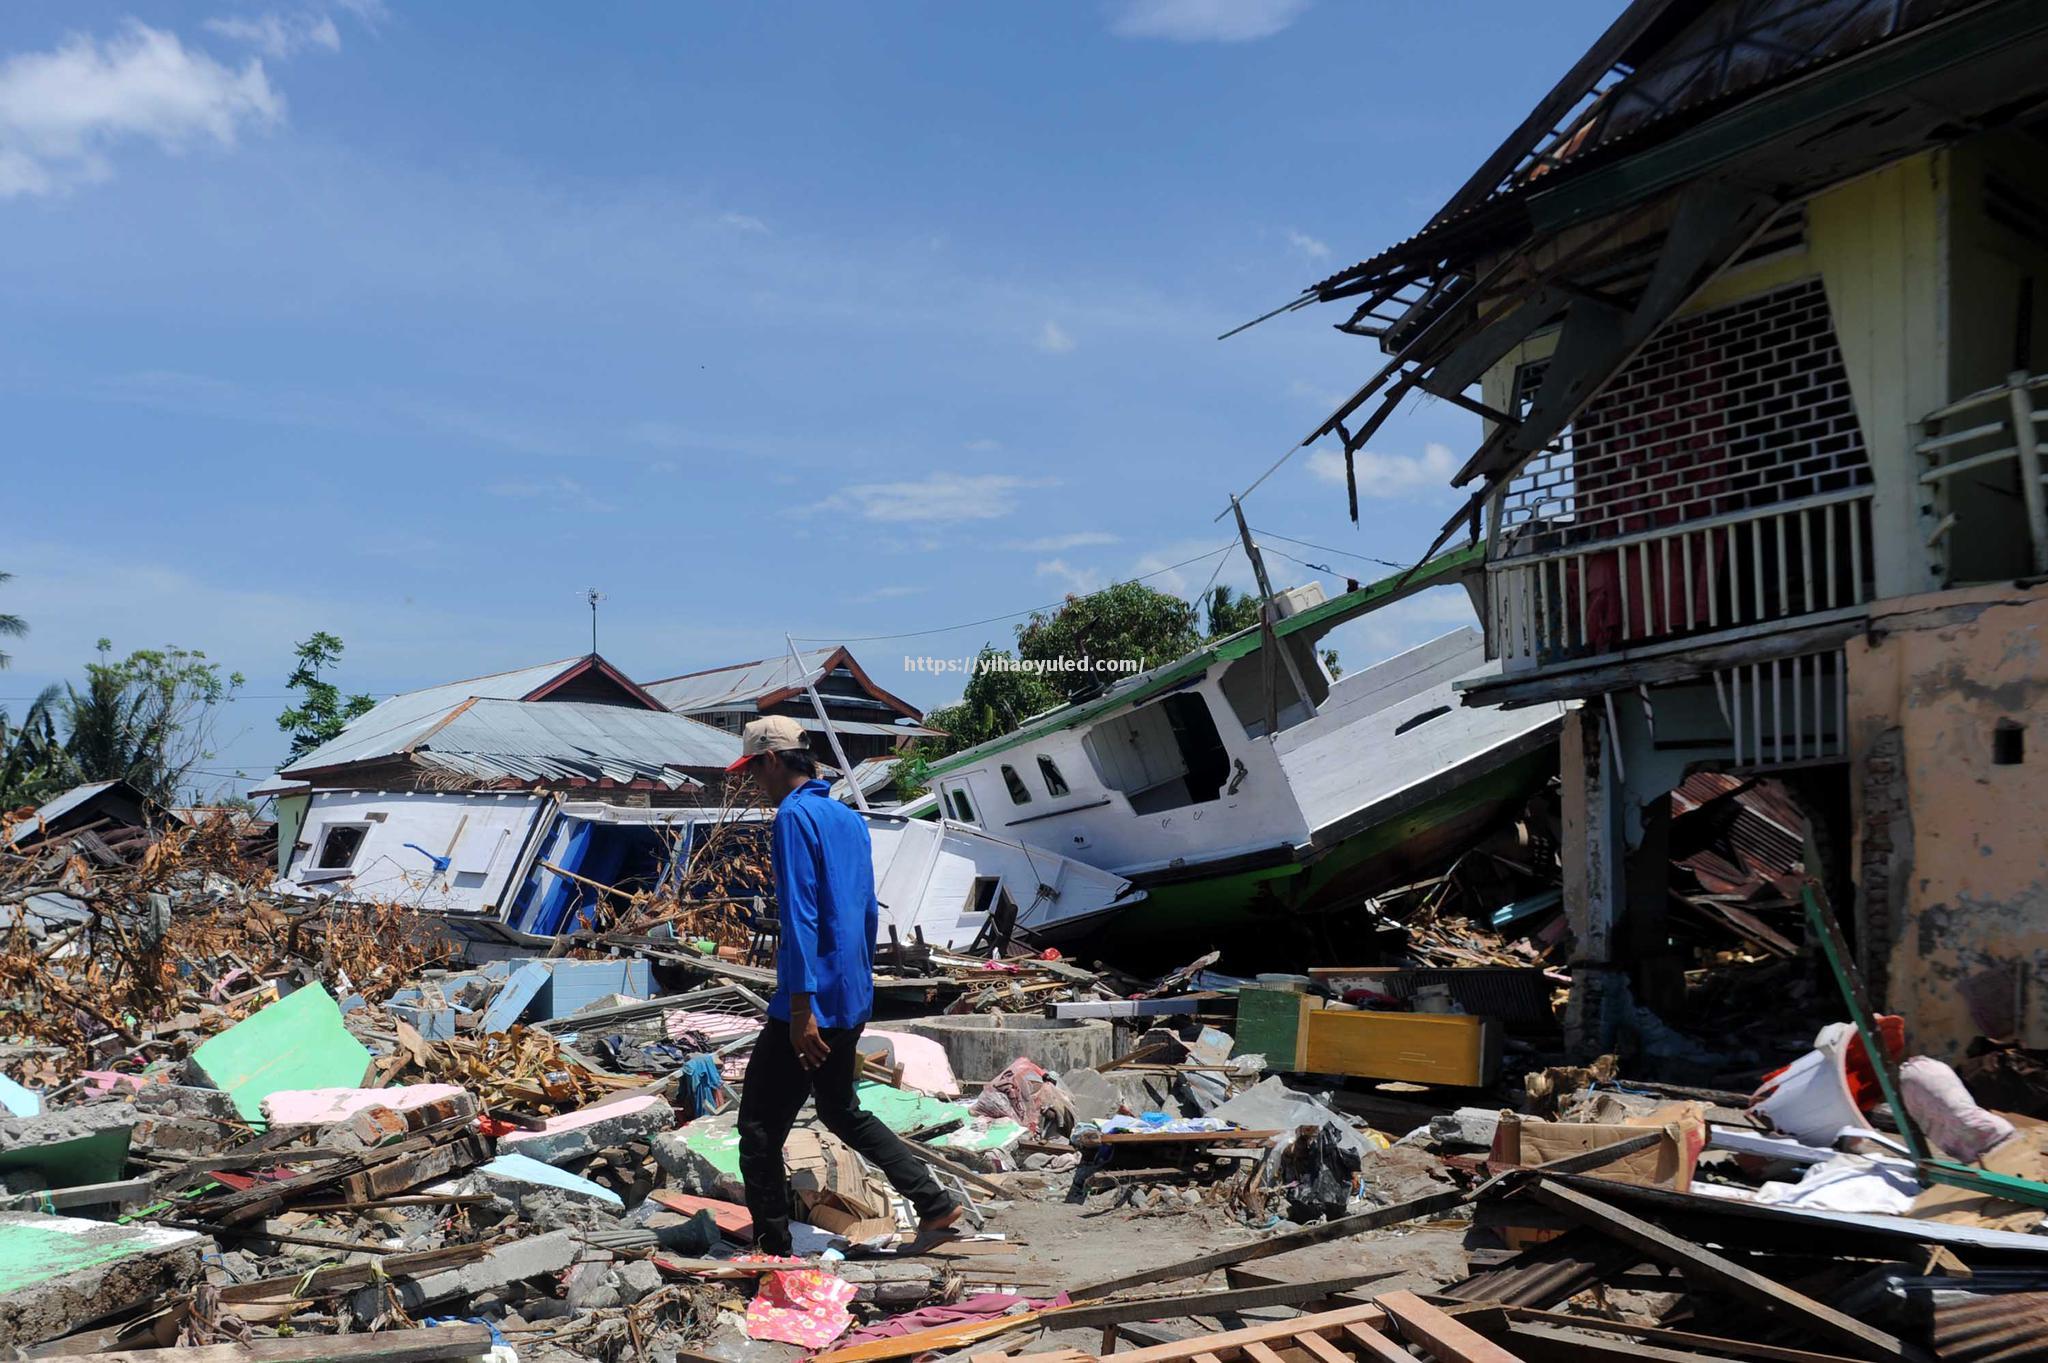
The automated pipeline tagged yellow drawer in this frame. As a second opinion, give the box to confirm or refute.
[1300,1008,1499,1087]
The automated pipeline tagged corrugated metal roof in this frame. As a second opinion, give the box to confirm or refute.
[643,649,837,712]
[2,779,132,846]
[792,716,939,739]
[408,699,740,788]
[829,757,903,803]
[279,657,589,777]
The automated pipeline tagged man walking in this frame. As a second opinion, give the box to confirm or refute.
[730,715,961,1254]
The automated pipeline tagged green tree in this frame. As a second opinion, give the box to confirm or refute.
[1016,580,1199,704]
[1202,585,1264,640]
[64,641,243,803]
[0,570,25,671]
[895,647,1063,797]
[277,631,377,759]
[0,683,67,808]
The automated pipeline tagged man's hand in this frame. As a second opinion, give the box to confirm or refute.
[791,999,830,1072]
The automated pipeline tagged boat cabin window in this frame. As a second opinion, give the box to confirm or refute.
[1037,755,1070,797]
[1083,691,1232,815]
[315,824,368,870]
[946,787,977,825]
[1219,638,1331,739]
[1000,764,1032,805]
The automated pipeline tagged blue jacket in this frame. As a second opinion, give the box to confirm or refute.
[768,779,877,1029]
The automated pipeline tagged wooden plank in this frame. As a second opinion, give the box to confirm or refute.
[1377,1290,1525,1363]
[1504,1309,1871,1363]
[1501,1322,1834,1363]
[1110,1306,1392,1363]
[1070,1190,1467,1297]
[73,1325,493,1363]
[1343,1322,1422,1363]
[1293,1331,1357,1363]
[1526,1180,1918,1362]
[1242,1344,1286,1363]
[1037,1273,1397,1332]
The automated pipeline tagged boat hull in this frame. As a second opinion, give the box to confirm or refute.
[1068,743,1556,965]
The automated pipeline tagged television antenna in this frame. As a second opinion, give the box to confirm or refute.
[584,588,607,654]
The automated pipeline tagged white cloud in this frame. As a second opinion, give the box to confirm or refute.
[1108,0,1310,43]
[1035,320,1076,354]
[1036,559,1103,594]
[814,471,1052,524]
[1004,532,1120,552]
[1306,441,1460,499]
[718,211,768,233]
[488,475,616,513]
[852,584,926,604]
[204,12,341,59]
[1286,227,1330,260]
[0,22,282,198]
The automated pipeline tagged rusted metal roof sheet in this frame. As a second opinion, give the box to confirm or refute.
[642,649,837,712]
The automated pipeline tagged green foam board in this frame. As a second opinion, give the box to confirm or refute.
[189,984,372,1125]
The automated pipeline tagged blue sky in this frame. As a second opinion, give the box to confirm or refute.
[0,1,1614,792]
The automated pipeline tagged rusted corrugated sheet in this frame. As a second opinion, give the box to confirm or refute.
[1934,1291,2048,1362]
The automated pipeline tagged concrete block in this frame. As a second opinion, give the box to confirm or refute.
[1429,1107,1505,1149]
[497,1092,671,1165]
[652,1111,743,1200]
[0,1103,138,1190]
[388,1004,456,1040]
[1059,1068,1123,1123]
[348,1227,578,1319]
[0,1212,206,1345]
[260,1083,471,1128]
[188,984,372,1126]
[480,1152,623,1210]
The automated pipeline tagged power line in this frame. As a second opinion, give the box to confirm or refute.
[1250,527,1409,571]
[795,542,1236,644]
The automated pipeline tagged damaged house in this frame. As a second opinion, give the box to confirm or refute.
[259,653,1138,950]
[1290,0,2048,1057]
[642,645,941,767]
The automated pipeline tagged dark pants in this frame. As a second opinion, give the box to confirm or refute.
[737,1018,951,1253]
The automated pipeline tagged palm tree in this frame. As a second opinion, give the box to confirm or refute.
[0,570,25,670]
[0,683,67,807]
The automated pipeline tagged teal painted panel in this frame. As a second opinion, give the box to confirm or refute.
[189,984,372,1125]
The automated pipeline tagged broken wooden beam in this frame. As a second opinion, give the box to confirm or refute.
[1525,1179,1922,1363]
[1032,1271,1399,1332]
[1376,1290,1526,1363]
[66,1323,494,1363]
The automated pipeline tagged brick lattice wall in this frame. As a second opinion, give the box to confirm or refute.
[1501,277,1871,547]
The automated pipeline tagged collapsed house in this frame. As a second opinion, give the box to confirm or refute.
[1287,0,2048,1057]
[258,653,1138,950]
[642,645,941,767]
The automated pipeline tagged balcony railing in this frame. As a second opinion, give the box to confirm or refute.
[1916,370,2048,580]
[1487,488,1876,672]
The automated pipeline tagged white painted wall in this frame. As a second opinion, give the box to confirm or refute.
[279,789,549,914]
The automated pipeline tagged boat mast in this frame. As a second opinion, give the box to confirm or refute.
[1229,496,1317,735]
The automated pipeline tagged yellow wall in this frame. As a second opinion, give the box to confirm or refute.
[1846,582,2048,1060]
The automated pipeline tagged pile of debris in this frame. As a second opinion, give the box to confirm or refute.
[4,800,2043,1363]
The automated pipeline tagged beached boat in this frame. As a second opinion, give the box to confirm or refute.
[907,545,1566,951]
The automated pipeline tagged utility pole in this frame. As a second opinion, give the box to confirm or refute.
[585,588,606,655]
[1229,497,1316,737]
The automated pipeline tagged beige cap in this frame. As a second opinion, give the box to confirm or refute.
[727,714,808,771]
